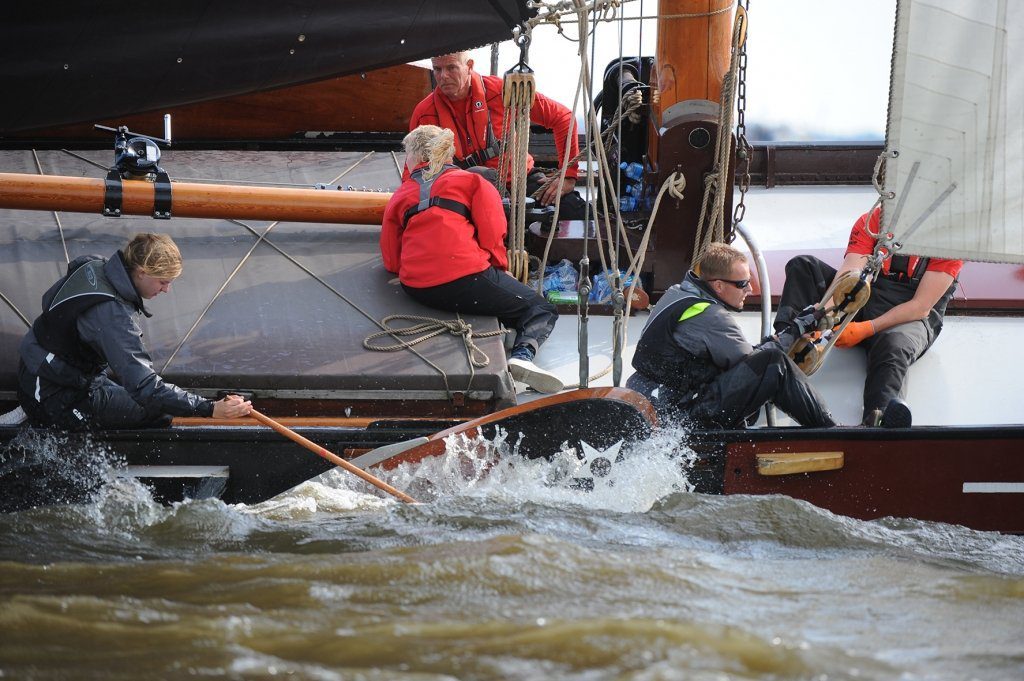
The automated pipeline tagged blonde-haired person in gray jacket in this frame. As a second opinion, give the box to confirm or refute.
[17,233,250,430]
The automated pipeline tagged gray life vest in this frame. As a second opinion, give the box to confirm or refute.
[631,295,721,397]
[31,257,124,379]
[401,165,472,228]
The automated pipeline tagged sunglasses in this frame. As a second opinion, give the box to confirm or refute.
[710,278,751,289]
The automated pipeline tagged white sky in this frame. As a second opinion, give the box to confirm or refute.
[414,0,897,141]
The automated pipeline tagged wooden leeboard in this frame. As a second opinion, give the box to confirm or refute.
[756,451,844,476]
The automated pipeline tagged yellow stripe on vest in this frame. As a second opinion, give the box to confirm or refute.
[678,302,710,322]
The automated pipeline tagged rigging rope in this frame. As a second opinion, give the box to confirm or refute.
[532,0,658,387]
[32,150,70,265]
[529,0,733,36]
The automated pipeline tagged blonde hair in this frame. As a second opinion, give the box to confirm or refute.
[122,233,182,279]
[403,125,455,179]
[695,242,746,280]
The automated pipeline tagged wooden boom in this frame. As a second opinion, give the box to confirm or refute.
[0,172,390,224]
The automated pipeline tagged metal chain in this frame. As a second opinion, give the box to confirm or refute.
[730,0,751,238]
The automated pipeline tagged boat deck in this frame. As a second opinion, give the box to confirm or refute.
[0,149,515,417]
[2,154,1022,427]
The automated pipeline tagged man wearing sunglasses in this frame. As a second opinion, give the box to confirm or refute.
[627,242,835,429]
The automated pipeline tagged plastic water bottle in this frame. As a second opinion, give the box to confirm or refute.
[619,195,639,212]
[619,162,644,181]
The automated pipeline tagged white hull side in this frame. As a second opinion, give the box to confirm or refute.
[530,312,1024,427]
[529,186,1024,427]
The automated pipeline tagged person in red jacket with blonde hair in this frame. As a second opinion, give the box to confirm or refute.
[380,124,563,394]
[409,51,588,219]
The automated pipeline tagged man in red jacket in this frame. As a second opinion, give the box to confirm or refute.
[409,52,588,219]
[381,125,563,394]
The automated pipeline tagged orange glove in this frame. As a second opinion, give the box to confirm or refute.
[835,320,875,348]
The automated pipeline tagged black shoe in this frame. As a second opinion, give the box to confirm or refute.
[880,398,912,428]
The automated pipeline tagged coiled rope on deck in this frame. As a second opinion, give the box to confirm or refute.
[363,315,508,369]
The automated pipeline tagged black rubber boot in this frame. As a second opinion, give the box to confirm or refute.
[880,398,912,428]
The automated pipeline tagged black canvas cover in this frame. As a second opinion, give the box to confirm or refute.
[0,1,533,132]
[0,149,516,408]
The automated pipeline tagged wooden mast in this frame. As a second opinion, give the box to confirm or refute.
[649,0,737,294]
[652,0,735,125]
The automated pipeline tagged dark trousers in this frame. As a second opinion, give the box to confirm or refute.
[402,266,558,355]
[526,171,590,221]
[18,361,172,431]
[774,254,938,417]
[465,166,590,220]
[627,348,835,429]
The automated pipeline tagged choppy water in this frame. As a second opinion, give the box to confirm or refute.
[2,427,1023,681]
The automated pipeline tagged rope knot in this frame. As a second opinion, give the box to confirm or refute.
[667,171,686,200]
[364,314,507,369]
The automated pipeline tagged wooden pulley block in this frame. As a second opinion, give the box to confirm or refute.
[502,72,536,108]
[788,270,873,376]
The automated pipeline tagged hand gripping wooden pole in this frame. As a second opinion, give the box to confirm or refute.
[249,409,417,503]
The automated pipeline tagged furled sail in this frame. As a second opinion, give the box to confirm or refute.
[0,1,533,133]
[884,0,1023,264]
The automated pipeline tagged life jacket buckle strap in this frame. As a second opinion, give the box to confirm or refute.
[401,166,473,228]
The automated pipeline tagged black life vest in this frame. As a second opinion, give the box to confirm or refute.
[401,165,473,228]
[884,253,929,285]
[631,295,721,397]
[454,117,501,169]
[31,257,122,377]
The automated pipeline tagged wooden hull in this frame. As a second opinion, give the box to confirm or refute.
[687,425,1024,534]
[361,417,1024,534]
[4,389,1023,532]
[359,388,657,470]
[0,389,657,512]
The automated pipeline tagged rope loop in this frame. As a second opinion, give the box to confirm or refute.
[364,315,507,368]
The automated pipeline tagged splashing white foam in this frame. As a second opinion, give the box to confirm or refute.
[363,424,699,513]
[246,470,392,519]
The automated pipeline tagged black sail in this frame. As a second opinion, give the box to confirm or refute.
[0,0,533,132]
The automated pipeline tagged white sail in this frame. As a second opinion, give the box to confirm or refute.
[884,0,1024,264]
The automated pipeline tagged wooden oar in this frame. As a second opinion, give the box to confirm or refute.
[249,409,416,503]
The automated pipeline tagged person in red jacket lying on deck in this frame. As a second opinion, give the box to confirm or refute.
[409,51,588,219]
[380,124,563,394]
